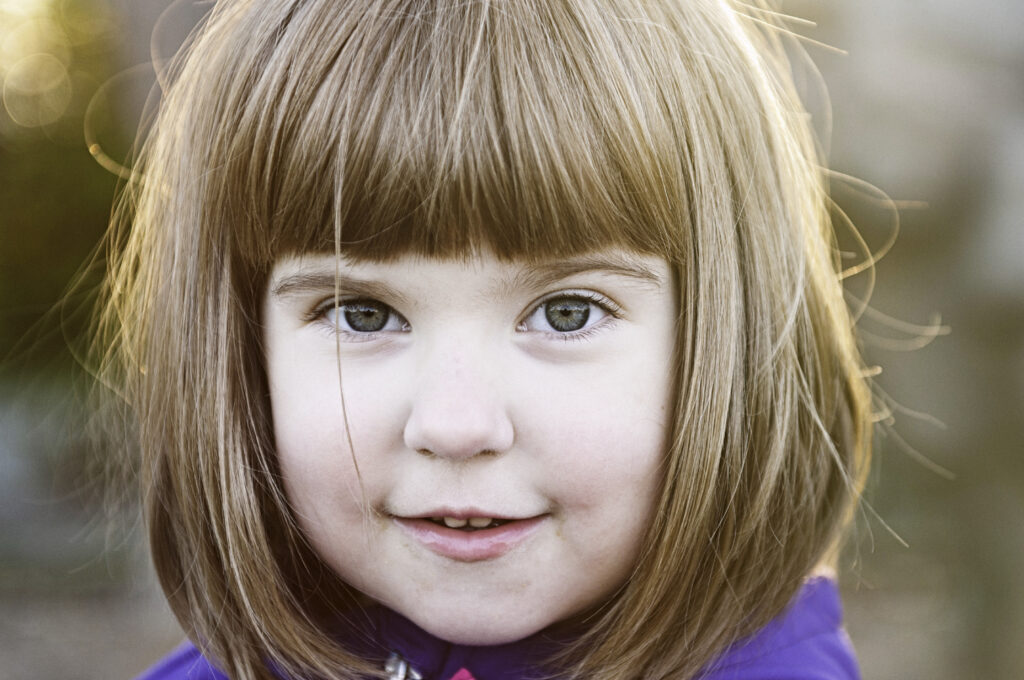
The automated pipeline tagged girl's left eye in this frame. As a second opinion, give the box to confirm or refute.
[519,293,617,335]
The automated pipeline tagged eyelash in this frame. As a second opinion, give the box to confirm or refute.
[305,298,408,342]
[305,291,622,341]
[519,290,622,341]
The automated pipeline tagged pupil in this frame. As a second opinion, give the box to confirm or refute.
[343,302,389,332]
[544,298,590,332]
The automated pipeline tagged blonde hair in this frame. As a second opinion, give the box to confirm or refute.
[97,1,872,678]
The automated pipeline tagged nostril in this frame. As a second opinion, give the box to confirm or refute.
[402,376,516,459]
[414,447,503,459]
[403,411,514,460]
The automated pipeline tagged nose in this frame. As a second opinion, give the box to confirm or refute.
[402,346,515,460]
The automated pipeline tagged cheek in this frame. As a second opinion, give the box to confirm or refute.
[270,353,401,462]
[267,358,398,528]
[271,398,356,528]
[526,363,669,517]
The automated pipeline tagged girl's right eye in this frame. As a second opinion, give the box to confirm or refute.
[315,299,409,334]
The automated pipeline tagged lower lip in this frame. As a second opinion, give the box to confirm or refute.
[393,516,546,562]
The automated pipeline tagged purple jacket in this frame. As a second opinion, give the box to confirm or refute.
[138,577,859,680]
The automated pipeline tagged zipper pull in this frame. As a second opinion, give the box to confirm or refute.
[384,651,424,680]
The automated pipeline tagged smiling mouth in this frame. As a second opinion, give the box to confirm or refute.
[427,516,511,531]
[394,514,546,561]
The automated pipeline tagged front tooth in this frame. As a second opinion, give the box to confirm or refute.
[468,517,493,528]
[443,517,468,528]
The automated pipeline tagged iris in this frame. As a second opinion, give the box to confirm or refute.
[343,301,391,332]
[544,297,590,332]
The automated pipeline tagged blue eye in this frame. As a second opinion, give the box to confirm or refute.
[521,293,616,336]
[319,299,409,334]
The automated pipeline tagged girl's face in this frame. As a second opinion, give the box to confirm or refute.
[263,248,676,645]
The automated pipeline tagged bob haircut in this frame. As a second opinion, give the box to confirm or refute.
[97,0,872,678]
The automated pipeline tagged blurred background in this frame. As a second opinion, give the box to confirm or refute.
[1,0,1021,677]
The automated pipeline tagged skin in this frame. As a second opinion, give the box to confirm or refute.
[263,248,676,645]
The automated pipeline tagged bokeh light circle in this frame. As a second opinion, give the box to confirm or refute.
[3,52,72,127]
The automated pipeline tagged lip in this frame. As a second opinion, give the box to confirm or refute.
[393,514,546,562]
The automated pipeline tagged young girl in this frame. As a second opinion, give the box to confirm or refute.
[99,0,872,678]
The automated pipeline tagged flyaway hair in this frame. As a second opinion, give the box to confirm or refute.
[95,1,872,678]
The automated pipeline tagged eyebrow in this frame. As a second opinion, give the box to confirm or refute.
[270,272,411,306]
[507,254,665,292]
[269,253,665,300]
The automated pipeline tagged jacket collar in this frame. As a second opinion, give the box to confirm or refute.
[360,606,566,680]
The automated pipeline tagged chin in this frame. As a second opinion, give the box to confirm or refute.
[405,607,552,646]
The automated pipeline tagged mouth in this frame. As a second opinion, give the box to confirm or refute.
[392,513,546,562]
[425,516,512,531]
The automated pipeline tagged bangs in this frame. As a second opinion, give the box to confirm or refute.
[220,0,690,265]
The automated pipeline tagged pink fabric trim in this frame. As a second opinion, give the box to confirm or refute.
[447,669,477,680]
